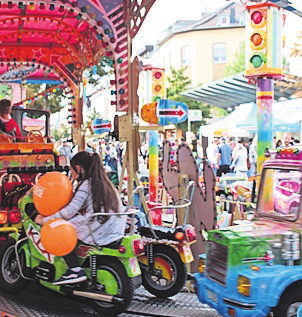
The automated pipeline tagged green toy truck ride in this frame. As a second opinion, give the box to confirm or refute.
[194,146,302,317]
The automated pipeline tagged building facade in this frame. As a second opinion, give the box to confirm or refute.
[150,2,246,87]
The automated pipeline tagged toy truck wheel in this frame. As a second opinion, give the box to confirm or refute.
[273,288,302,317]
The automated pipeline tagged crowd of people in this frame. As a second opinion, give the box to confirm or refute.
[206,136,256,178]
[274,133,300,149]
[206,133,301,178]
[56,139,126,174]
[55,132,301,182]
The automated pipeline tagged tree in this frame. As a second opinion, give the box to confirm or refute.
[25,56,113,113]
[225,43,245,77]
[166,66,212,136]
[86,56,113,86]
[51,124,71,142]
[25,84,66,113]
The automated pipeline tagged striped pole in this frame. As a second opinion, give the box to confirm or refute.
[256,78,274,174]
[149,130,158,202]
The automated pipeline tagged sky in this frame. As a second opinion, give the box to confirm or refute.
[133,0,229,52]
[133,0,302,54]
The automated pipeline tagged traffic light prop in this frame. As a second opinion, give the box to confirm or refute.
[151,68,165,101]
[245,3,283,78]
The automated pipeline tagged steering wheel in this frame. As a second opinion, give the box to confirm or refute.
[27,130,44,143]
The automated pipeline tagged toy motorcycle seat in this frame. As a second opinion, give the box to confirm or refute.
[139,224,179,241]
[101,238,123,249]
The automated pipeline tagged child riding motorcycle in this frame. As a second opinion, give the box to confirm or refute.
[0,152,144,316]
[35,151,127,285]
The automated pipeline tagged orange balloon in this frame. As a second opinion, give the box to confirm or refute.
[33,172,73,216]
[40,219,77,256]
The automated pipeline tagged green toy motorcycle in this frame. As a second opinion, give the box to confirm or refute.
[0,190,144,316]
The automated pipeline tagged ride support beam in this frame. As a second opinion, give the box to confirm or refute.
[256,78,274,174]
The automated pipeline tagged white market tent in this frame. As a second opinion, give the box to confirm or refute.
[200,98,302,138]
[200,105,251,138]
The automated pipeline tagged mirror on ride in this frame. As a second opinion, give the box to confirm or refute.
[21,113,46,136]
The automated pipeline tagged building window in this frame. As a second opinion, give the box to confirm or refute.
[181,46,192,66]
[213,43,227,64]
[230,7,236,24]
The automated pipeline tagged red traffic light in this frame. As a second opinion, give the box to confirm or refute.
[153,71,162,80]
[251,10,263,25]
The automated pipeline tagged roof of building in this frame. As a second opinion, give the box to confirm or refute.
[159,2,245,45]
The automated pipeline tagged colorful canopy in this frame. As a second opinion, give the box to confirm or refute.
[0,0,156,112]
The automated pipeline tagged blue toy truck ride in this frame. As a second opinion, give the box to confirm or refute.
[193,146,302,317]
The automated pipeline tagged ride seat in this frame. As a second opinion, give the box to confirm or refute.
[139,224,178,241]
[101,238,123,249]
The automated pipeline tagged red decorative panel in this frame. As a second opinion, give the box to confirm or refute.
[124,0,157,39]
[108,4,129,112]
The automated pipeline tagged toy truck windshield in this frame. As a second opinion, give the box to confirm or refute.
[257,167,301,221]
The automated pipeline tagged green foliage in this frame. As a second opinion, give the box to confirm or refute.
[225,43,245,76]
[26,84,66,113]
[86,56,113,86]
[87,107,103,121]
[212,106,228,118]
[51,125,71,142]
[166,66,212,135]
[25,56,113,114]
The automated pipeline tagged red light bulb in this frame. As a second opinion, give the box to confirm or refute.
[251,11,263,25]
[154,71,162,80]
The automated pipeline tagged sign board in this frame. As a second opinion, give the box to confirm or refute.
[92,119,111,135]
[140,99,188,126]
[157,99,188,126]
[188,109,202,121]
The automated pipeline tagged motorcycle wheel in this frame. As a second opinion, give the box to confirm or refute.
[0,238,29,293]
[141,244,187,298]
[90,258,134,316]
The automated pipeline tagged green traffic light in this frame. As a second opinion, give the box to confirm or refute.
[250,55,263,68]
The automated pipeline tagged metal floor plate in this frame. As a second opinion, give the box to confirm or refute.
[128,288,221,317]
[0,282,221,317]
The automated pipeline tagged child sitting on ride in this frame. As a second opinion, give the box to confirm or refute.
[0,99,22,139]
[35,151,127,285]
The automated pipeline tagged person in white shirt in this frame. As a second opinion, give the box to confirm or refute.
[59,140,73,165]
[231,139,248,178]
[206,138,219,175]
[249,138,257,177]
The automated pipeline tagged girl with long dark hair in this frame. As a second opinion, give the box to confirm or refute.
[35,151,126,285]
